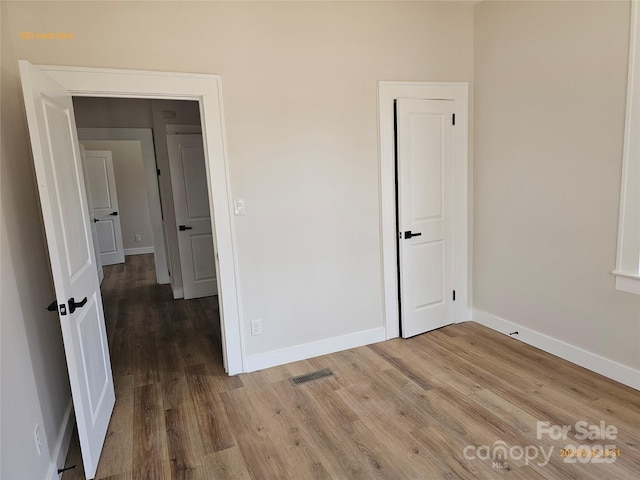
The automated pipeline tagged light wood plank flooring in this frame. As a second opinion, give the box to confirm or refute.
[64,254,640,479]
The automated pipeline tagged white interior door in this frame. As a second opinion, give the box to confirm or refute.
[80,145,104,284]
[19,61,115,479]
[167,134,217,299]
[397,98,455,338]
[83,150,125,266]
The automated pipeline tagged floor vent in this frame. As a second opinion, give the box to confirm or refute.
[290,368,334,386]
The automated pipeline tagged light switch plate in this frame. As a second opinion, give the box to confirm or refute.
[234,198,246,216]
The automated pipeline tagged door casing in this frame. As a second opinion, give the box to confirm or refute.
[41,65,244,375]
[378,82,471,340]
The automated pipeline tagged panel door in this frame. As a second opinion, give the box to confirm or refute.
[19,60,115,479]
[167,134,217,299]
[84,150,125,266]
[397,98,455,338]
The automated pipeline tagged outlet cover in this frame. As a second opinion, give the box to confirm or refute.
[134,234,142,242]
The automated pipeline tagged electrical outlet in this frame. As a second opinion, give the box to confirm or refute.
[134,234,141,242]
[251,319,263,336]
[34,423,43,455]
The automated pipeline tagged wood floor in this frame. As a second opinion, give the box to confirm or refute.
[64,254,640,479]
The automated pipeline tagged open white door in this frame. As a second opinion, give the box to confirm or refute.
[167,134,217,299]
[83,150,125,266]
[19,60,115,479]
[397,98,455,338]
[80,145,104,284]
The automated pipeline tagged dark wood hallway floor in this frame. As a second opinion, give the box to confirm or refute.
[63,254,640,479]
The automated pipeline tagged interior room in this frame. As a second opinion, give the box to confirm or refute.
[1,1,639,479]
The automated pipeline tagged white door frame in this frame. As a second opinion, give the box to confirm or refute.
[378,82,471,340]
[42,65,245,375]
[78,128,170,285]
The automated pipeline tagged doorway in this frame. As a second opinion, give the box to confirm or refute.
[20,61,244,479]
[74,98,217,301]
[39,64,244,375]
[378,82,471,340]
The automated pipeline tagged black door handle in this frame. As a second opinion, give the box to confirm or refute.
[404,231,422,239]
[68,296,88,314]
[93,218,99,223]
[179,225,193,231]
[110,211,118,216]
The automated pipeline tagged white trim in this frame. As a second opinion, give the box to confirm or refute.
[77,128,169,284]
[47,401,74,480]
[40,65,245,375]
[244,327,386,373]
[614,0,640,294]
[614,274,640,295]
[124,246,154,256]
[172,288,184,300]
[378,82,470,340]
[473,309,640,391]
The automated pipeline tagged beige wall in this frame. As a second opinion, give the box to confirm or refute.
[1,2,473,476]
[81,140,155,251]
[474,0,640,369]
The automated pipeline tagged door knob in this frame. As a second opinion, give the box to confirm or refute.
[404,231,422,239]
[93,218,99,223]
[110,211,118,216]
[179,225,193,231]
[68,296,88,314]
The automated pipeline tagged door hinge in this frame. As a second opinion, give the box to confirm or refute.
[452,290,456,301]
[452,113,456,126]
[157,168,161,176]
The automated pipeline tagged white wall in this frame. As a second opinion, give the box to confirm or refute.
[474,0,640,370]
[81,141,154,252]
[1,2,473,476]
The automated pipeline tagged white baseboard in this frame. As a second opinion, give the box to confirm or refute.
[47,401,74,480]
[472,309,640,391]
[124,246,154,256]
[244,326,387,373]
[172,288,184,300]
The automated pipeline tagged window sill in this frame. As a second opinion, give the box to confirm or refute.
[612,271,640,295]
